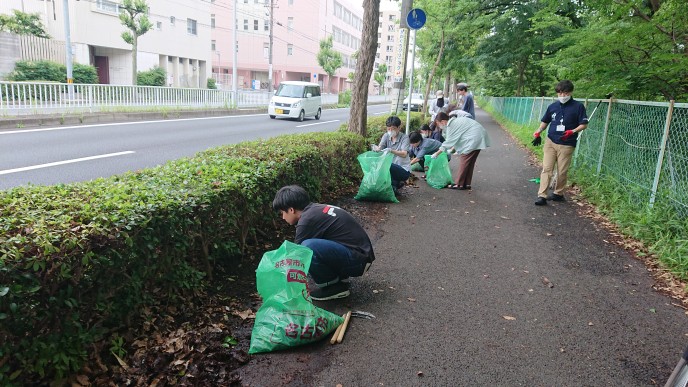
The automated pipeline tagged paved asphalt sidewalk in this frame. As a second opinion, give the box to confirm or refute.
[242,107,687,386]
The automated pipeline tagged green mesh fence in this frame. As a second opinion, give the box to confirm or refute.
[482,96,688,218]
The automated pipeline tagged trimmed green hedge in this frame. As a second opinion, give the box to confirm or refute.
[0,130,366,383]
[7,60,98,84]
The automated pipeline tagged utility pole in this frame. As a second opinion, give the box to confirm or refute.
[232,0,238,99]
[62,0,74,98]
[391,0,412,114]
[268,0,274,93]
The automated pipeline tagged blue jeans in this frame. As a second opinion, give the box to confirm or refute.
[301,239,367,286]
[390,163,411,188]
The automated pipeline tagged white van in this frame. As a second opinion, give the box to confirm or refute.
[268,81,322,121]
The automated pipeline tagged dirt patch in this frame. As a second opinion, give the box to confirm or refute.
[76,190,389,387]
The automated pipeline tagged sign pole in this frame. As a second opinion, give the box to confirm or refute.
[406,28,417,135]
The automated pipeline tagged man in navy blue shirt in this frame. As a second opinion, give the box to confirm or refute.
[533,80,588,206]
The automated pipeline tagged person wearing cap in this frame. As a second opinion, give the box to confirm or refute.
[533,80,588,206]
[457,83,475,119]
[429,90,447,122]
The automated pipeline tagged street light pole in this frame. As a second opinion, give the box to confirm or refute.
[232,0,238,98]
[62,0,74,98]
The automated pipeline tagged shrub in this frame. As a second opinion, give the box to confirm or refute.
[6,60,98,84]
[136,66,166,86]
[338,89,352,106]
[207,78,217,89]
[0,130,368,383]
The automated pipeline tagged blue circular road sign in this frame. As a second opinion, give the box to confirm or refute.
[407,8,426,30]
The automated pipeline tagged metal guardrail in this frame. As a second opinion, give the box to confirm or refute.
[0,81,390,116]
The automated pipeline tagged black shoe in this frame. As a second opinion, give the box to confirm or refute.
[547,193,565,202]
[534,197,547,206]
[310,282,350,301]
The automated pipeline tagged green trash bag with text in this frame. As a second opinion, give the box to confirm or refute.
[249,241,344,354]
[426,153,453,189]
[354,150,398,203]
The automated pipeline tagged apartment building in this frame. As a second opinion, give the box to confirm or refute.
[0,0,211,87]
[211,0,365,93]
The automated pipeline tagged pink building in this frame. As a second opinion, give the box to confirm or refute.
[211,0,365,93]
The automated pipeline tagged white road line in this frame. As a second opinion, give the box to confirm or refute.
[295,120,340,127]
[0,151,135,175]
[0,114,266,135]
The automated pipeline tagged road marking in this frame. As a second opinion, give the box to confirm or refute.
[0,151,135,175]
[296,120,340,127]
[0,114,266,135]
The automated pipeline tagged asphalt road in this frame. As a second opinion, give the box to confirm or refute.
[240,107,687,386]
[0,105,391,190]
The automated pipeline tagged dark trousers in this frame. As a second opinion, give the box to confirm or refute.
[390,163,411,188]
[456,150,480,187]
[300,239,366,286]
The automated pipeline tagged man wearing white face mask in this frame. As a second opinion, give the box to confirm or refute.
[533,80,588,206]
[372,116,411,194]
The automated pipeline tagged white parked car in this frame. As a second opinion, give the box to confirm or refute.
[268,81,322,121]
[403,93,425,112]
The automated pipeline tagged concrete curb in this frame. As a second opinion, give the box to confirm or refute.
[0,108,267,130]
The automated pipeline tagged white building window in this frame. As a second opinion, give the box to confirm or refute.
[334,2,342,18]
[211,40,216,51]
[187,19,197,35]
[254,19,259,30]
[211,14,215,29]
[264,43,269,58]
[156,21,162,30]
[288,17,293,31]
[96,0,119,14]
[264,20,269,31]
[288,0,294,4]
[244,19,248,30]
[388,24,395,32]
[386,45,393,52]
[387,35,394,42]
[389,15,395,21]
[287,44,293,56]
[170,16,175,25]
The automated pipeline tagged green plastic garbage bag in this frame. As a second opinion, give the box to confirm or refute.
[426,153,453,189]
[411,162,424,172]
[424,155,434,170]
[249,241,344,354]
[354,151,398,203]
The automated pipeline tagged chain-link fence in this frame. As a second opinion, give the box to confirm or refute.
[482,96,688,218]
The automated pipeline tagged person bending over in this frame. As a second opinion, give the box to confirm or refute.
[273,185,375,300]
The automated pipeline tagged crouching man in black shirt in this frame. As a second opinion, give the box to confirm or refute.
[273,185,375,300]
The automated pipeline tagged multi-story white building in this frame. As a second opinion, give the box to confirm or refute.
[0,0,211,87]
[375,1,402,95]
[212,0,366,93]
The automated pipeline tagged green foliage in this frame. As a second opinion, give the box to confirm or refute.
[374,64,387,94]
[136,66,166,86]
[317,36,343,93]
[72,63,99,84]
[7,61,98,84]
[119,0,152,44]
[207,78,217,89]
[0,130,368,383]
[338,90,352,106]
[0,10,49,38]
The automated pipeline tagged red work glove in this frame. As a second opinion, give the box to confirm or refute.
[561,130,574,141]
[531,131,542,146]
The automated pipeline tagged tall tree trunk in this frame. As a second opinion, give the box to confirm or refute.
[422,30,445,121]
[348,0,380,136]
[132,34,138,85]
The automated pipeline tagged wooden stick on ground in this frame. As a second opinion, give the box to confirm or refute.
[330,313,347,344]
[336,311,352,344]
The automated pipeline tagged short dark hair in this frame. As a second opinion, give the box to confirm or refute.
[420,124,432,132]
[272,185,310,212]
[457,84,468,92]
[385,116,401,128]
[409,131,423,144]
[435,112,450,122]
[555,80,574,93]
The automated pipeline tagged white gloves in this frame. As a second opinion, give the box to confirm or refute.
[371,145,381,152]
[431,153,438,159]
[382,148,392,154]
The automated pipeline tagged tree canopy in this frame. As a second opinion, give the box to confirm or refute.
[317,35,344,94]
[119,0,152,85]
[409,0,688,101]
[0,10,49,38]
